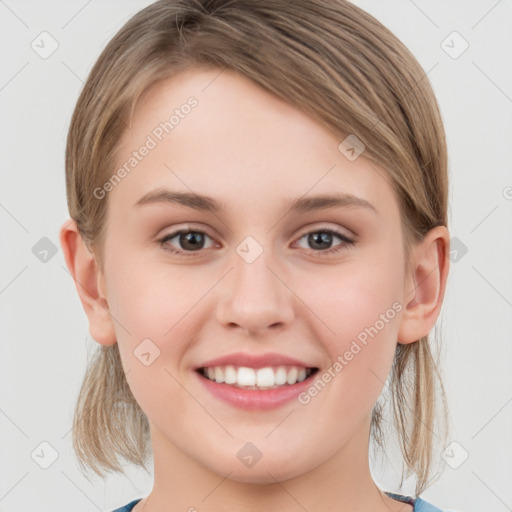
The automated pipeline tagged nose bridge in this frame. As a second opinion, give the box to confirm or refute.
[216,234,294,333]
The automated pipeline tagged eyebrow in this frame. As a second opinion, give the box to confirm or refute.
[134,188,377,214]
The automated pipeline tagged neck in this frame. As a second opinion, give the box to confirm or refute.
[138,416,395,512]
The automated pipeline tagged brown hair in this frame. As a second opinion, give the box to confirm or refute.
[65,0,450,495]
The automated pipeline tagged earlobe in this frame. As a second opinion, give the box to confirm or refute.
[397,226,450,345]
[59,218,117,346]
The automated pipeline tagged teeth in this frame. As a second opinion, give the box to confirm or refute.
[224,365,237,384]
[201,365,314,389]
[275,367,288,385]
[256,367,275,387]
[214,366,224,384]
[286,367,298,385]
[237,367,256,386]
[297,368,307,382]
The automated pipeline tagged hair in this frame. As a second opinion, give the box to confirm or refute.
[65,0,450,496]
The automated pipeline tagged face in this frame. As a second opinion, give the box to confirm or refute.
[98,67,410,483]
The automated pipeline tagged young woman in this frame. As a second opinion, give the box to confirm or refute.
[59,1,452,510]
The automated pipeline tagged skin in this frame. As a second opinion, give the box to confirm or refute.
[60,67,449,512]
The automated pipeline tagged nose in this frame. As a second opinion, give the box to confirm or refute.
[215,244,295,335]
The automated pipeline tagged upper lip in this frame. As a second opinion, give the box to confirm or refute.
[195,352,317,370]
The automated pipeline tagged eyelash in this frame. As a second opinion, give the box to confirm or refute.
[158,227,355,258]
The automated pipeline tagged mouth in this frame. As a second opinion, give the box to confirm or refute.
[196,365,319,390]
[194,352,320,410]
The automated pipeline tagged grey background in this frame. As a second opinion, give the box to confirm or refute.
[1,1,511,511]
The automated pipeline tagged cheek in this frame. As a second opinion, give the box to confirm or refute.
[293,272,402,433]
[104,258,199,419]
[106,252,199,337]
[104,254,216,394]
[300,256,402,340]
[295,254,403,400]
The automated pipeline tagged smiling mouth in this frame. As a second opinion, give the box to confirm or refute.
[197,365,319,390]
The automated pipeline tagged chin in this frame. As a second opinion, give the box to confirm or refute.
[206,456,307,485]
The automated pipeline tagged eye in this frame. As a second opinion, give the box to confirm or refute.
[295,228,355,256]
[159,229,216,257]
[158,227,355,258]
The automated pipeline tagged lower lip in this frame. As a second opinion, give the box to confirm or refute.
[195,371,316,411]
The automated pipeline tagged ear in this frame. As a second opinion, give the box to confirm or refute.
[397,225,450,344]
[59,218,117,346]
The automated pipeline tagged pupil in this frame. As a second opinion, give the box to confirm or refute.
[181,232,204,251]
[309,232,331,250]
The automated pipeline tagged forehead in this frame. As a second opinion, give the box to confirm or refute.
[109,67,399,221]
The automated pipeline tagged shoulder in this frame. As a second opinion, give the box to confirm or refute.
[109,498,142,512]
[385,492,452,512]
[413,497,452,512]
